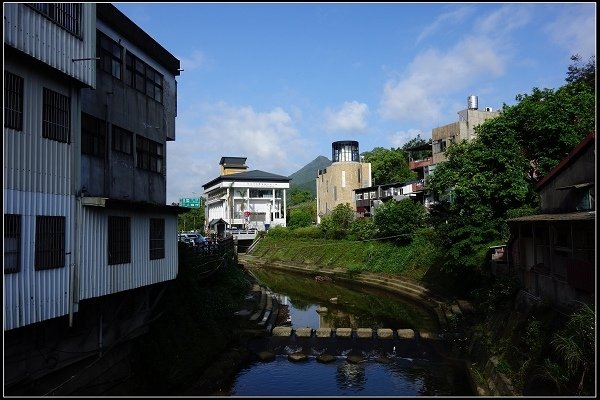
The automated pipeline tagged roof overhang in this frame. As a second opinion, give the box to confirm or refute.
[81,197,190,214]
[508,211,595,222]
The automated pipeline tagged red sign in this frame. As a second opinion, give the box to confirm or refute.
[243,211,251,217]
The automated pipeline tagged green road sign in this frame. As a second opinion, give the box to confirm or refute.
[180,197,201,208]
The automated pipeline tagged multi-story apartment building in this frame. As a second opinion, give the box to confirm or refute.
[431,95,499,165]
[316,141,371,223]
[203,157,290,232]
[4,3,183,393]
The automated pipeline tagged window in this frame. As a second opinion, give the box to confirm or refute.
[4,71,24,131]
[136,136,163,173]
[4,214,21,274]
[149,218,165,260]
[43,88,70,143]
[28,3,82,36]
[112,125,133,155]
[97,31,123,79]
[81,112,106,157]
[35,216,65,270]
[108,216,131,265]
[125,52,163,103]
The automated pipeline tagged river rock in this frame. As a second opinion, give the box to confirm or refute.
[288,352,308,362]
[257,351,275,362]
[347,354,365,364]
[316,353,336,363]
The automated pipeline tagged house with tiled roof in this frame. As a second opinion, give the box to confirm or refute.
[202,157,290,232]
[507,132,595,309]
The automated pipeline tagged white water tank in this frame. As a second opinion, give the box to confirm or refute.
[468,95,478,110]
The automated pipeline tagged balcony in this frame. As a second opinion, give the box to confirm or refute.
[409,157,433,171]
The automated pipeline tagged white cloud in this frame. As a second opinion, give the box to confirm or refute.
[323,101,369,132]
[177,49,207,71]
[379,5,530,125]
[415,7,473,45]
[544,5,596,60]
[166,102,310,203]
[389,129,426,149]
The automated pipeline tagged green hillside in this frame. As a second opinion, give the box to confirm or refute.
[288,155,331,196]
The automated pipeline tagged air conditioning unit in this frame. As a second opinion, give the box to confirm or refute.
[485,107,493,112]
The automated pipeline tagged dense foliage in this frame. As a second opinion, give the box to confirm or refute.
[361,146,416,185]
[373,198,427,243]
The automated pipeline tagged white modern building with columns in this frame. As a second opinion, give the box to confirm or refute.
[202,157,290,232]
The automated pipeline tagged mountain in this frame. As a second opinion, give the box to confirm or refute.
[288,155,331,196]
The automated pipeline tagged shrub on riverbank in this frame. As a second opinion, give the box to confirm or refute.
[253,227,444,281]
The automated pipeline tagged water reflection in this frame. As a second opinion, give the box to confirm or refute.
[227,267,472,396]
[336,362,366,391]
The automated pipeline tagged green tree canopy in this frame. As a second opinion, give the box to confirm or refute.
[402,134,432,160]
[427,60,595,274]
[361,147,416,185]
[288,187,314,207]
[373,198,427,244]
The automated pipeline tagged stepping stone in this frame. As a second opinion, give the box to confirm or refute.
[375,356,392,364]
[272,326,292,336]
[295,327,313,337]
[397,329,415,339]
[316,328,332,338]
[257,351,275,362]
[336,328,352,338]
[288,352,308,362]
[347,354,365,364]
[377,328,393,339]
[316,353,336,363]
[356,328,373,339]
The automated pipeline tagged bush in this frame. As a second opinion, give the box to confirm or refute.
[348,217,376,241]
[291,225,323,239]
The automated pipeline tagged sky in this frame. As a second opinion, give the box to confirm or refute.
[112,2,596,205]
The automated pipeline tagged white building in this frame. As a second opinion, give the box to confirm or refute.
[203,157,290,231]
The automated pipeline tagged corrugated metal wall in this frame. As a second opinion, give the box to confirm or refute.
[77,206,178,301]
[3,190,73,331]
[3,71,78,195]
[3,3,96,88]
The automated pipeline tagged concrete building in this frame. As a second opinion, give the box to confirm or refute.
[4,3,184,393]
[316,141,372,223]
[203,157,290,232]
[431,95,499,165]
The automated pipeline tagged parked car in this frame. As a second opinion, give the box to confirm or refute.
[178,232,200,246]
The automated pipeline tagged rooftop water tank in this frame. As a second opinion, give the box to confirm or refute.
[468,95,478,110]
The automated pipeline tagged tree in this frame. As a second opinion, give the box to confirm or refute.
[427,64,595,274]
[287,207,313,229]
[402,134,432,161]
[373,198,427,244]
[288,187,314,207]
[178,206,205,233]
[566,54,595,91]
[361,147,416,185]
[319,203,355,239]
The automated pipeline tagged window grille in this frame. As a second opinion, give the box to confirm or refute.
[4,71,24,131]
[43,88,70,143]
[108,216,131,265]
[28,3,81,37]
[125,52,163,103]
[149,218,165,260]
[112,125,133,155]
[81,112,106,157]
[97,31,123,79]
[35,216,66,270]
[4,214,21,274]
[136,136,163,173]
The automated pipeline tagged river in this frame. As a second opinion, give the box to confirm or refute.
[224,267,474,396]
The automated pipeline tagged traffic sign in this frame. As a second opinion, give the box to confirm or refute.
[180,197,201,208]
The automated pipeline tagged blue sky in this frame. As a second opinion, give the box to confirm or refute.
[112,2,596,205]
